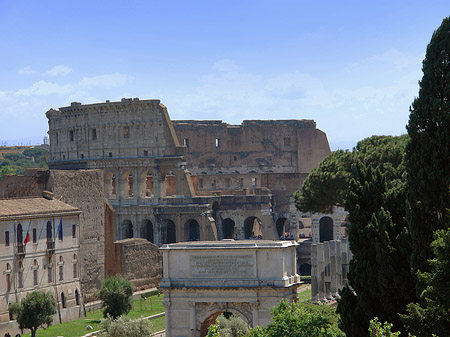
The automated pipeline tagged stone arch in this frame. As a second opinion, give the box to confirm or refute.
[165,172,176,196]
[105,171,116,197]
[276,217,288,238]
[198,305,252,337]
[162,219,176,244]
[141,171,154,198]
[121,171,133,198]
[319,216,333,242]
[141,219,154,243]
[121,219,133,239]
[244,217,262,239]
[184,219,200,241]
[222,218,235,239]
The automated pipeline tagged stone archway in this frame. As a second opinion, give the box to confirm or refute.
[197,303,252,337]
[122,219,133,239]
[319,216,333,242]
[222,218,235,239]
[244,217,262,239]
[184,219,200,241]
[162,219,176,244]
[276,217,288,238]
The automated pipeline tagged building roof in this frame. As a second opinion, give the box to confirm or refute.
[0,197,80,221]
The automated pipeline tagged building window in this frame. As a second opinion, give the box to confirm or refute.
[75,289,80,305]
[73,262,78,279]
[284,137,290,147]
[56,132,59,144]
[18,262,23,289]
[144,150,148,156]
[225,178,231,188]
[59,265,64,281]
[233,156,237,161]
[199,179,203,189]
[183,138,189,147]
[6,263,11,292]
[238,178,243,188]
[33,260,38,286]
[72,224,76,238]
[33,228,37,243]
[70,130,74,142]
[61,292,66,308]
[5,231,9,246]
[109,152,112,158]
[92,128,97,140]
[48,257,52,283]
[215,138,220,148]
[124,126,130,138]
[252,177,257,187]
[80,153,84,159]
[212,180,216,189]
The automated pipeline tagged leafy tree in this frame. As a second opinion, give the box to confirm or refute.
[0,165,16,180]
[3,152,25,161]
[295,150,352,213]
[368,318,401,337]
[98,275,134,319]
[8,291,57,337]
[99,315,152,337]
[207,314,249,337]
[23,147,49,158]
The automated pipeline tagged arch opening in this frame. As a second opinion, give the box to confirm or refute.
[200,311,250,337]
[222,218,235,239]
[276,217,288,238]
[143,220,154,243]
[184,219,200,241]
[244,217,262,239]
[162,220,176,244]
[319,216,333,242]
[121,220,133,239]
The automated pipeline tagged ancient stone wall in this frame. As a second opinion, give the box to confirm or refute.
[47,170,106,301]
[114,238,162,290]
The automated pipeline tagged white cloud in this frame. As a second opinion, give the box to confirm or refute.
[79,73,133,88]
[44,65,73,77]
[16,80,73,96]
[18,66,36,75]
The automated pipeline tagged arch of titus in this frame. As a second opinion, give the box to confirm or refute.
[160,240,301,337]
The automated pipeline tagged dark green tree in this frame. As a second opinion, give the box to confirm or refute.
[297,135,417,336]
[98,275,134,319]
[9,291,57,337]
[406,15,450,282]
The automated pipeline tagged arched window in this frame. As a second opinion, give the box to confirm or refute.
[222,218,235,239]
[73,254,78,278]
[61,292,66,308]
[59,256,64,281]
[319,216,334,242]
[33,259,38,286]
[6,263,11,292]
[18,261,23,289]
[46,221,52,241]
[17,223,23,245]
[75,289,80,305]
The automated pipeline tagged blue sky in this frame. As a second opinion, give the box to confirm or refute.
[1,1,449,149]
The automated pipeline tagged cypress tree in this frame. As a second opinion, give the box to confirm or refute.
[406,15,450,280]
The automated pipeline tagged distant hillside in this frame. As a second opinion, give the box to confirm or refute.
[0,146,49,180]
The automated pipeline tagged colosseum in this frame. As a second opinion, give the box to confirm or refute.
[45,98,334,245]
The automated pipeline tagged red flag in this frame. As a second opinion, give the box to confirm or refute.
[23,232,30,245]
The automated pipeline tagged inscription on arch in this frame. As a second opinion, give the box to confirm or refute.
[191,255,254,277]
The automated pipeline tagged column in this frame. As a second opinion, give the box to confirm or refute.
[163,300,171,337]
[329,240,338,297]
[152,167,162,201]
[335,240,342,292]
[317,243,325,302]
[341,238,349,286]
[134,168,141,202]
[311,244,319,302]
[250,301,259,327]
[323,241,332,300]
[188,301,196,336]
[116,169,122,203]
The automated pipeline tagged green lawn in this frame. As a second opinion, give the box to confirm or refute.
[24,295,165,337]
[298,287,311,302]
